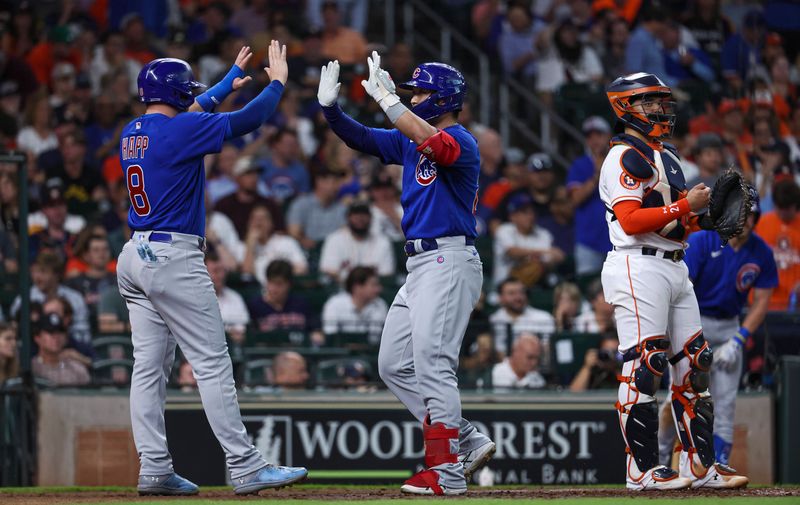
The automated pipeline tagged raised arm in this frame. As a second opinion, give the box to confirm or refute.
[360,51,438,145]
[189,45,253,113]
[224,40,288,139]
[318,60,401,161]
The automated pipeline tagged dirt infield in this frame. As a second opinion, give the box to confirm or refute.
[3,486,799,504]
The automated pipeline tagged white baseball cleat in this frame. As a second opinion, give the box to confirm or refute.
[679,452,749,489]
[626,465,692,491]
[460,441,496,481]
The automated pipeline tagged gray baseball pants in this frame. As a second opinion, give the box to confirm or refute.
[377,237,488,485]
[118,231,266,479]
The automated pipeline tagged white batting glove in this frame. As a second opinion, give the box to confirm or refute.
[317,60,341,107]
[714,338,741,372]
[361,50,400,110]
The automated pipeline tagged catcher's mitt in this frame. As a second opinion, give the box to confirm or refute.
[707,169,751,244]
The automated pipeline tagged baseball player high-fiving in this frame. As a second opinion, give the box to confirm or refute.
[117,42,307,496]
[318,54,495,495]
[599,73,748,490]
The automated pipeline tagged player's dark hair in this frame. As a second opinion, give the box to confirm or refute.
[497,277,523,295]
[266,260,293,283]
[773,179,800,210]
[345,266,377,294]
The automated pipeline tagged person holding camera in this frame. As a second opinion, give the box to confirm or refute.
[569,334,621,391]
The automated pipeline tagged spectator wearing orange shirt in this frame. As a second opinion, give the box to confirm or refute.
[320,1,367,65]
[754,180,800,310]
[26,26,81,87]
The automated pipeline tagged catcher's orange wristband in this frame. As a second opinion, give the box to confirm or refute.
[613,198,691,235]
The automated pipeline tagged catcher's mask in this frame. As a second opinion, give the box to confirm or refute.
[607,73,676,139]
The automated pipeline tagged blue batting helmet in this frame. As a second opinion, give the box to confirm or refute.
[137,58,205,111]
[399,62,466,121]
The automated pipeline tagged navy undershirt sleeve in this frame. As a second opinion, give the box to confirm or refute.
[225,80,285,139]
[322,104,384,158]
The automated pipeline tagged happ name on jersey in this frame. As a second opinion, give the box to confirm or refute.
[122,134,150,160]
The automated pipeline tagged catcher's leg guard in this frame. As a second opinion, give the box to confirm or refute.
[617,337,688,490]
[669,332,715,470]
[669,332,748,489]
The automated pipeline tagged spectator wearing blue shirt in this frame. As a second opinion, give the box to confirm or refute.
[624,4,672,86]
[566,117,612,275]
[498,3,547,79]
[660,22,716,85]
[259,128,311,203]
[721,10,766,93]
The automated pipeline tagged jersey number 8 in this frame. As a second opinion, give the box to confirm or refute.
[127,165,152,216]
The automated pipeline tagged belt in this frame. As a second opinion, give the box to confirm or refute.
[614,246,684,262]
[131,231,205,250]
[404,237,475,257]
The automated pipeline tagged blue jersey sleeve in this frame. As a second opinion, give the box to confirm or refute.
[685,231,710,281]
[755,241,779,289]
[167,112,230,160]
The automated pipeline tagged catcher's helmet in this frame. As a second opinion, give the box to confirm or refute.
[138,58,205,111]
[606,72,676,139]
[399,62,466,121]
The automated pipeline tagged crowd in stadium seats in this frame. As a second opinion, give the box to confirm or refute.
[0,0,798,392]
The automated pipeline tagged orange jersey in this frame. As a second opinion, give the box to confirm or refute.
[754,211,800,310]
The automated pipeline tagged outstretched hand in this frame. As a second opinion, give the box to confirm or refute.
[318,60,341,106]
[232,45,253,90]
[265,40,288,85]
[361,50,398,107]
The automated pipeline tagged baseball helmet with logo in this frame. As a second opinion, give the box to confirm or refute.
[399,62,466,121]
[606,72,676,139]
[137,58,205,111]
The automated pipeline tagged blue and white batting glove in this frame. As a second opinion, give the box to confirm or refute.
[715,327,749,372]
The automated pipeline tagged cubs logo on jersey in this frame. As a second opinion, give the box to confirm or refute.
[736,263,761,292]
[415,156,437,186]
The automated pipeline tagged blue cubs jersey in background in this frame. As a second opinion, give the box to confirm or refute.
[369,124,479,239]
[119,112,230,237]
[685,230,779,318]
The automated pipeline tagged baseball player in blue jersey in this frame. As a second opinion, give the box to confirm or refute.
[117,41,307,496]
[659,184,777,466]
[317,54,495,495]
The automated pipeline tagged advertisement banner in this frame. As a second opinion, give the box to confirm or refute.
[165,400,625,485]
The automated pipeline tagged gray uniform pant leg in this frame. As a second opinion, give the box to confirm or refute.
[405,245,483,430]
[702,316,741,443]
[119,241,266,479]
[119,252,178,475]
[377,251,489,452]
